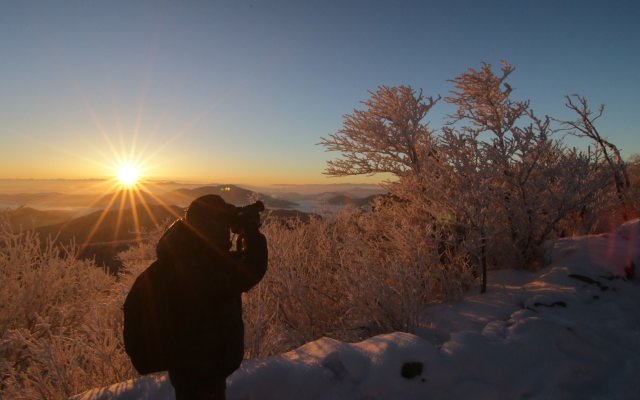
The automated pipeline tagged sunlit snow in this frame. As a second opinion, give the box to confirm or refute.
[73,219,640,400]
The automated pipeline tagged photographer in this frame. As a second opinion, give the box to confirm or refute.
[156,194,268,400]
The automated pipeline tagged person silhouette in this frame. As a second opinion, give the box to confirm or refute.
[156,194,268,399]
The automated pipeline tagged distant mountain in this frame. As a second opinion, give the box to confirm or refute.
[265,209,318,224]
[90,189,163,209]
[0,192,97,208]
[0,184,298,211]
[324,193,379,208]
[250,189,384,214]
[245,183,386,197]
[3,183,387,271]
[6,206,74,230]
[163,185,298,209]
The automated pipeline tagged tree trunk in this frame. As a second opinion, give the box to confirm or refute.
[480,234,487,294]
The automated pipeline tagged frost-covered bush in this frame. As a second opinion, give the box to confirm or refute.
[1,203,473,396]
[0,216,136,399]
[244,203,474,357]
[0,204,475,397]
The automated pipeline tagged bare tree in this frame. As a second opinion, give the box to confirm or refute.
[557,95,631,210]
[320,85,440,178]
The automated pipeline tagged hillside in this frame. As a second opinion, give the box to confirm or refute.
[5,206,74,230]
[35,204,183,271]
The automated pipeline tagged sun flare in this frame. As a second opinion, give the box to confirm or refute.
[117,164,141,186]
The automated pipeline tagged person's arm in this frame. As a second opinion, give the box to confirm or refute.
[225,231,268,293]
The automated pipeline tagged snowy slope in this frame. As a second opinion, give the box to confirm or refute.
[72,220,640,400]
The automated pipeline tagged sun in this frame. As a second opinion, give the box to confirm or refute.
[117,164,141,186]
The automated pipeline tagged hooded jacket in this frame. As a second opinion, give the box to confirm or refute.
[157,217,268,377]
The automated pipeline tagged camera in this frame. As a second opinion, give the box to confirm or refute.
[229,200,265,234]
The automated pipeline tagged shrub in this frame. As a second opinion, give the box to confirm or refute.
[244,203,475,357]
[0,216,135,399]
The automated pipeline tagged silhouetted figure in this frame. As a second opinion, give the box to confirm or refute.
[125,194,268,400]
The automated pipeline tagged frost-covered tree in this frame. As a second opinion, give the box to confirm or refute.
[627,155,640,214]
[559,95,630,197]
[320,85,440,178]
[446,61,529,146]
[442,61,610,270]
[556,95,632,221]
[320,61,614,292]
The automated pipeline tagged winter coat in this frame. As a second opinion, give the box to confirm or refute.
[156,218,268,377]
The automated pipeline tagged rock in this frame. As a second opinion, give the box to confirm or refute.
[400,361,423,379]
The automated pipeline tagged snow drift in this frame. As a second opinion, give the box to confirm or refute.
[73,220,640,400]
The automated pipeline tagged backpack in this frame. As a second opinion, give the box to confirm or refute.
[123,259,172,374]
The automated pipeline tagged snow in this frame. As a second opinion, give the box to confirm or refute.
[72,219,640,400]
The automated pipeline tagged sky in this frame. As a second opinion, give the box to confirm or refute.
[1,0,638,185]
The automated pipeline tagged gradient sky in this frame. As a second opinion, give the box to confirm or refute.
[1,0,638,185]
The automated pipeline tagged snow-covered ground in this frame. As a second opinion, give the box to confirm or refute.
[73,220,640,400]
